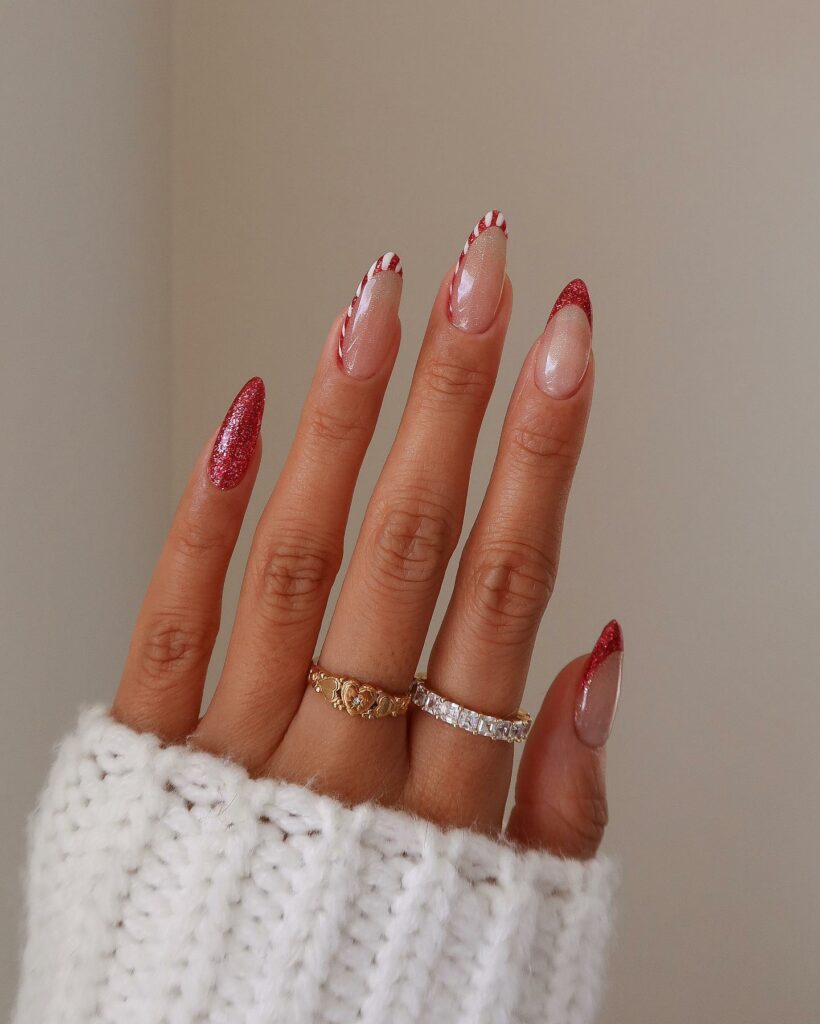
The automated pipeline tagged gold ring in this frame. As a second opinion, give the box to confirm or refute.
[308,662,412,719]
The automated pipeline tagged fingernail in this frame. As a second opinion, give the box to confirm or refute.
[448,210,508,333]
[534,279,593,399]
[338,253,403,379]
[575,620,623,749]
[207,376,265,490]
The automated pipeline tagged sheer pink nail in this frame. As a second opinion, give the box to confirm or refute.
[575,620,623,749]
[448,210,508,333]
[338,253,403,380]
[208,377,265,490]
[534,279,593,399]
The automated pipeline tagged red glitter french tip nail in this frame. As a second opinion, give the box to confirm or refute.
[575,620,624,749]
[207,377,265,491]
[584,620,623,683]
[546,278,592,330]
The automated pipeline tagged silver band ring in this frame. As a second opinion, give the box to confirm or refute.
[410,675,532,743]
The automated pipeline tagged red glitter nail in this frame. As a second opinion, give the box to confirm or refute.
[582,619,623,688]
[207,377,265,490]
[546,278,592,330]
[575,619,623,749]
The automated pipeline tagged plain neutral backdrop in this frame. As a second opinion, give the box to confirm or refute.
[2,2,819,1020]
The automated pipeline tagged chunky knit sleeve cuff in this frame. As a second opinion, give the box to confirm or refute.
[15,708,617,1024]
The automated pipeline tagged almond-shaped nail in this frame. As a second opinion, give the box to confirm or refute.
[534,279,593,399]
[207,377,265,490]
[338,253,403,379]
[575,620,623,749]
[448,210,508,333]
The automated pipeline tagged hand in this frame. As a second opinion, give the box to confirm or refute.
[112,212,622,860]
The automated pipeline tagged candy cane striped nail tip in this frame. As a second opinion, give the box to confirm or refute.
[452,210,508,278]
[366,252,403,280]
[378,251,403,276]
[355,250,403,295]
[461,209,509,253]
[339,251,403,354]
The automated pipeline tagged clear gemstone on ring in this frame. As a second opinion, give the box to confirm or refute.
[494,720,511,741]
[411,676,529,743]
[440,701,460,726]
[459,709,480,733]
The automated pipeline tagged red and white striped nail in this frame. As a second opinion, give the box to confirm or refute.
[448,210,508,333]
[338,252,403,380]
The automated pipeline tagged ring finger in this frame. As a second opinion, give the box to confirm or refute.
[408,280,595,830]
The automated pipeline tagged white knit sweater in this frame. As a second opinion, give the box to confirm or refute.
[14,708,617,1024]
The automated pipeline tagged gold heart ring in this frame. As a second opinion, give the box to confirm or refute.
[308,663,412,720]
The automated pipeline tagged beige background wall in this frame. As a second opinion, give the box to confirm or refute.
[3,2,819,1020]
[0,0,172,1011]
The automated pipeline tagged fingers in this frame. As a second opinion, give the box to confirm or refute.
[507,622,623,858]
[324,232,510,689]
[275,214,511,801]
[408,282,594,828]
[195,256,403,766]
[113,377,265,741]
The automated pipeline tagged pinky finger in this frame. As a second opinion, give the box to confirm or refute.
[506,621,623,859]
[112,377,265,741]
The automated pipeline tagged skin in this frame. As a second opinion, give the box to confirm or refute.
[113,247,609,860]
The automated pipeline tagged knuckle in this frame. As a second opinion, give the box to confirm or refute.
[466,542,557,645]
[252,534,340,621]
[569,784,609,855]
[306,405,370,449]
[369,494,460,591]
[420,357,495,407]
[540,794,607,860]
[171,511,231,562]
[579,791,610,836]
[137,615,216,689]
[546,765,609,858]
[507,416,581,476]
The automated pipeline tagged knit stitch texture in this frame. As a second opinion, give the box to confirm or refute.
[14,708,617,1024]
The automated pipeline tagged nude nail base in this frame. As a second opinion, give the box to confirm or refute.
[448,210,508,333]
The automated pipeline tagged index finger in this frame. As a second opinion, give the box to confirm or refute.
[113,377,265,741]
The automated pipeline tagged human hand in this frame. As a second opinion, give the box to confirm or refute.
[112,212,622,860]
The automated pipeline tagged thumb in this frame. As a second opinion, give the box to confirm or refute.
[506,621,623,859]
